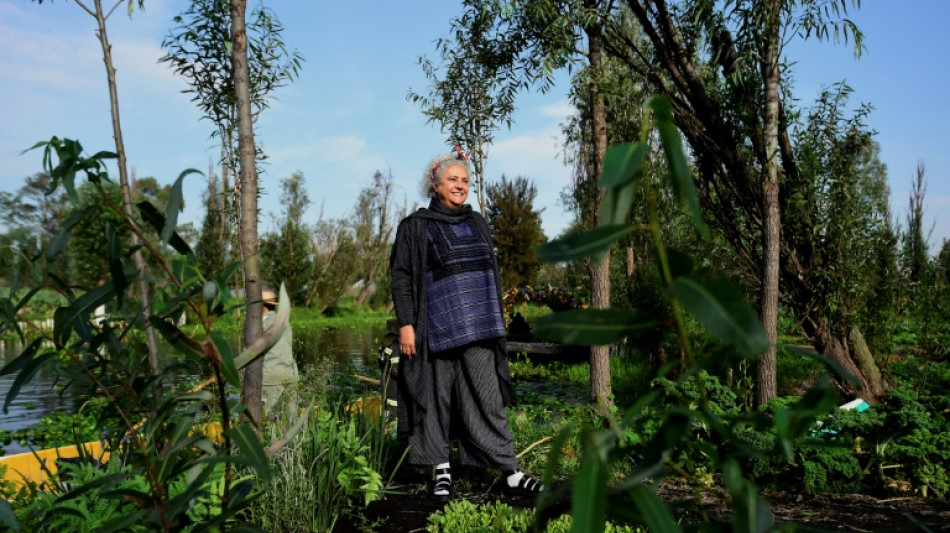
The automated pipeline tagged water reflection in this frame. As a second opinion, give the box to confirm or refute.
[0,322,387,456]
[0,339,78,456]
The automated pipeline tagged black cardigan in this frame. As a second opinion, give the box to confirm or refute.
[389,201,511,440]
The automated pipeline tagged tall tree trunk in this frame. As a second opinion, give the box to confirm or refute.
[231,0,264,429]
[586,13,613,412]
[92,0,160,376]
[756,0,781,406]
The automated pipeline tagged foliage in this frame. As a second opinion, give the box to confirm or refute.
[0,138,282,532]
[348,170,399,308]
[525,96,856,532]
[160,0,303,173]
[261,171,317,307]
[486,175,547,289]
[426,499,641,533]
[243,367,400,532]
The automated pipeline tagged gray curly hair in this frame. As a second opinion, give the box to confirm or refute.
[420,148,473,198]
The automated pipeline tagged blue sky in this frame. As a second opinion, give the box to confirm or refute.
[1,1,947,250]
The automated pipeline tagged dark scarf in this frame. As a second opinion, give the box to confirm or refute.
[423,199,505,352]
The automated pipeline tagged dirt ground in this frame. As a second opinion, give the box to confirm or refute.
[335,469,950,533]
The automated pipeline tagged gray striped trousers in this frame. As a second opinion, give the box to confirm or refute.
[408,341,519,469]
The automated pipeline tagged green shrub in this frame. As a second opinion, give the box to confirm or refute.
[426,499,640,533]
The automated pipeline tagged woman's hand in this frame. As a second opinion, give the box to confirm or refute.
[399,325,416,361]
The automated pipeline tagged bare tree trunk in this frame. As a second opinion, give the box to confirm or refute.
[586,13,613,413]
[801,314,886,402]
[231,0,264,429]
[92,0,160,376]
[756,0,780,407]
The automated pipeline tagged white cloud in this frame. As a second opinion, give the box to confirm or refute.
[539,100,575,120]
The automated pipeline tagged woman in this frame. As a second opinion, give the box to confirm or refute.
[390,148,543,501]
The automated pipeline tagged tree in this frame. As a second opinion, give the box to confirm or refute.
[435,0,616,410]
[902,162,931,285]
[409,7,522,216]
[610,0,885,401]
[260,171,316,307]
[349,170,397,307]
[161,0,303,296]
[486,175,546,289]
[34,0,162,373]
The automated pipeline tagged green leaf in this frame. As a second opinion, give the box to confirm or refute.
[162,169,200,245]
[599,142,648,187]
[627,486,679,533]
[212,330,240,387]
[599,176,638,227]
[226,424,272,482]
[668,274,769,359]
[0,496,20,532]
[570,429,608,533]
[47,207,93,261]
[106,225,127,308]
[534,308,657,345]
[649,96,709,238]
[53,282,116,346]
[721,459,773,533]
[136,201,193,256]
[784,344,859,386]
[537,224,635,264]
[148,315,204,360]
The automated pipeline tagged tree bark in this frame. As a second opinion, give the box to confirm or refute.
[756,0,781,407]
[231,0,264,429]
[801,314,886,401]
[586,10,613,412]
[92,0,160,376]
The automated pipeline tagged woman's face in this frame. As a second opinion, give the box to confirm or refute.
[433,163,470,210]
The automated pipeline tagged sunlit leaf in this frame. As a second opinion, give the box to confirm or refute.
[534,308,657,345]
[537,224,635,264]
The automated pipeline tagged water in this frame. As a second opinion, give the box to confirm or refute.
[0,322,387,456]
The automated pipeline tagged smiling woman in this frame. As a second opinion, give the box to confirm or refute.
[390,148,543,502]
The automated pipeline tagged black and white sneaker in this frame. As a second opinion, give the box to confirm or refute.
[430,465,452,502]
[504,470,543,497]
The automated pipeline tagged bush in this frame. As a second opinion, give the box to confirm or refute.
[426,499,640,533]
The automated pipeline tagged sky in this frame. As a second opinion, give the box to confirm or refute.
[1,1,948,251]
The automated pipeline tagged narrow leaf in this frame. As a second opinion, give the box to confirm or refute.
[137,201,193,256]
[599,142,648,187]
[537,225,635,264]
[668,275,769,359]
[599,176,638,227]
[47,207,93,261]
[0,498,19,532]
[570,429,608,533]
[534,308,657,345]
[627,486,679,533]
[212,331,240,387]
[226,424,272,482]
[161,169,200,245]
[106,225,127,308]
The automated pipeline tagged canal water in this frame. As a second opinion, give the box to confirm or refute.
[0,322,387,456]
